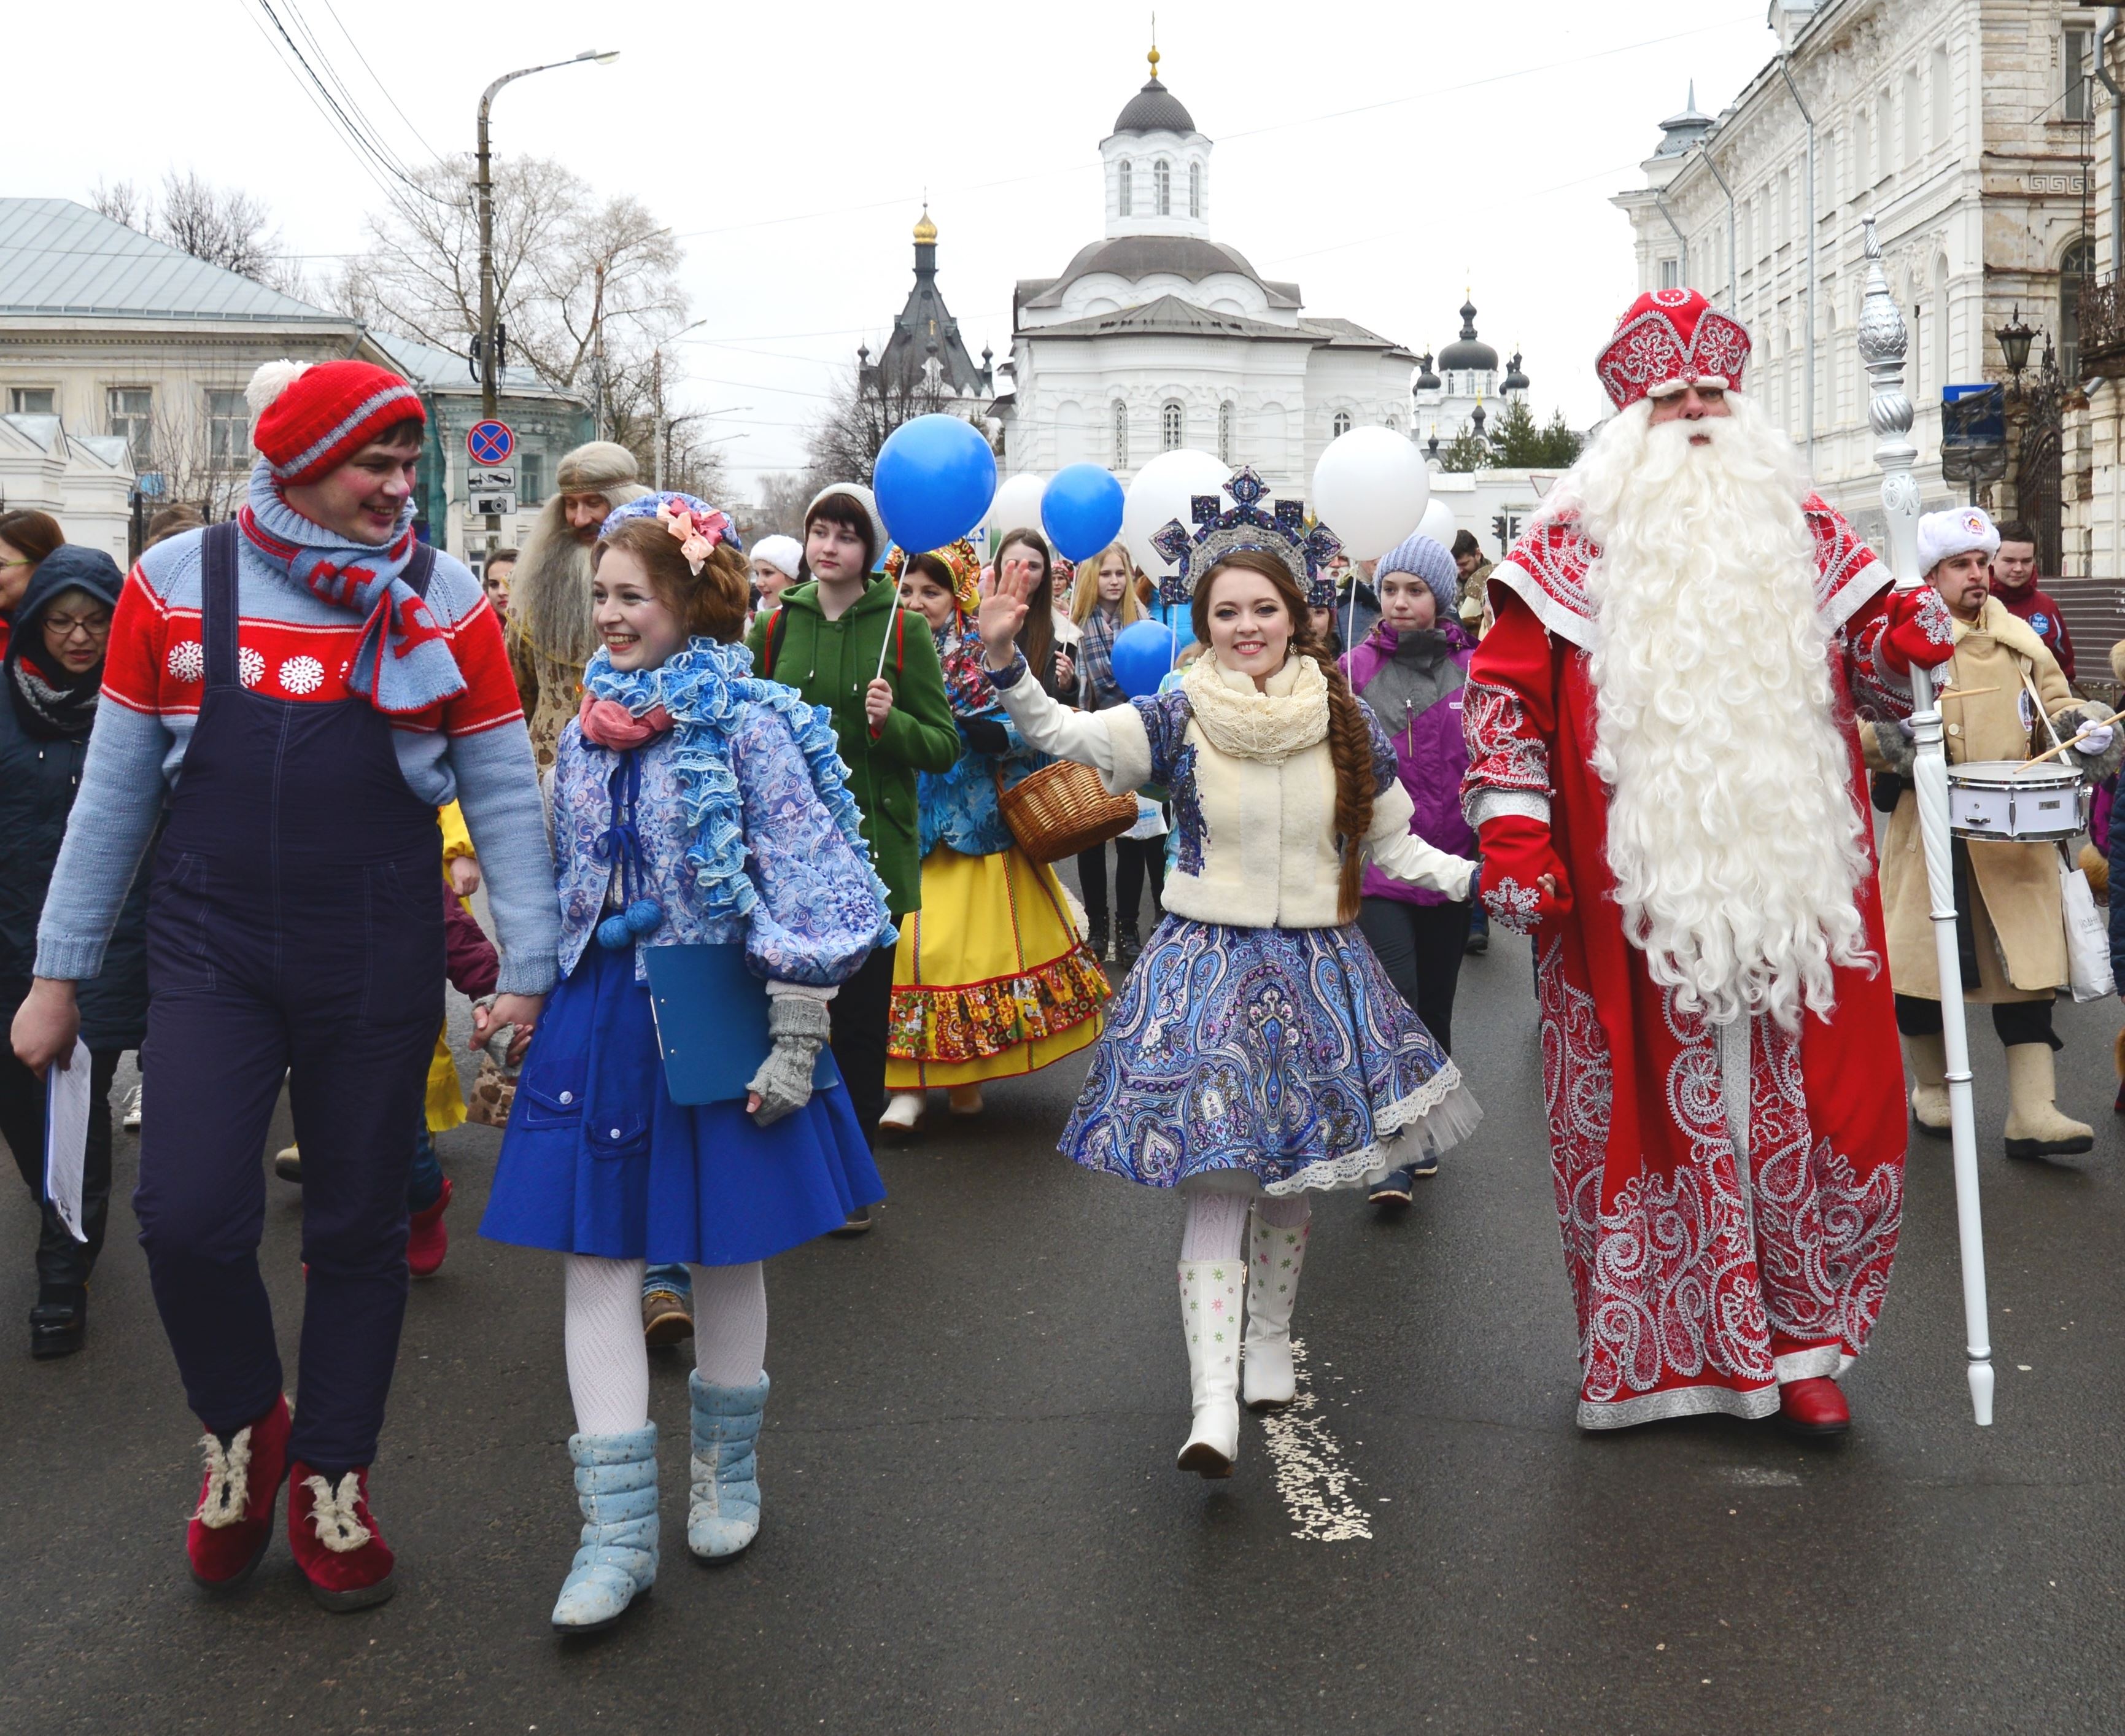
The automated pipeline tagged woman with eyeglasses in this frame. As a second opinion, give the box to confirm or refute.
[0,510,65,664]
[0,543,145,1358]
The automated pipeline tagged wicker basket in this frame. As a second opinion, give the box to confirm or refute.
[995,760,1139,864]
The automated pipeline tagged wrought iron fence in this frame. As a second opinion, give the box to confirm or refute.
[2076,278,2125,379]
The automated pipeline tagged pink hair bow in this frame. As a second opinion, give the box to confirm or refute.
[656,498,729,575]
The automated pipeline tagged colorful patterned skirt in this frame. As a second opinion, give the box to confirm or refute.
[884,844,1111,1090]
[1060,916,1481,1194]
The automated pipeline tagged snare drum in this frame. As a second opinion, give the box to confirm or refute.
[1945,759,2088,842]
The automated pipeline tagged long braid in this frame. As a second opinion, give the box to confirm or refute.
[1194,549,1376,923]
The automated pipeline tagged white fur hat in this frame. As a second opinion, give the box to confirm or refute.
[1917,505,2000,575]
[751,534,802,580]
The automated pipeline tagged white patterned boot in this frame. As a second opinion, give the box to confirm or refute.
[1242,1206,1310,1411]
[1175,1258,1242,1477]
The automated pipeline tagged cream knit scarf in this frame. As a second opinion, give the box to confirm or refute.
[1181,653,1330,762]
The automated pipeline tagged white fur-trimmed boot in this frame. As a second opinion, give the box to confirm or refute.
[1242,1207,1310,1411]
[1900,1033,1950,1136]
[550,1424,659,1632]
[1175,1259,1242,1477]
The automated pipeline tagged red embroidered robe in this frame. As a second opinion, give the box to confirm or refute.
[1464,498,1910,1428]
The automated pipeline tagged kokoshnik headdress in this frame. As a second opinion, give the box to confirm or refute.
[1150,467,1344,610]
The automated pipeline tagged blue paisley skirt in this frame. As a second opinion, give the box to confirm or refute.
[481,942,884,1265]
[1059,916,1482,1194]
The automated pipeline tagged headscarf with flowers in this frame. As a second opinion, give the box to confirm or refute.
[885,538,992,720]
[597,490,745,570]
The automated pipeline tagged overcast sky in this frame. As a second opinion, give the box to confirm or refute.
[15,0,1786,494]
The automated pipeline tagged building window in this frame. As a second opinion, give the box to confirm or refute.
[1903,67,1922,168]
[1331,409,1353,438]
[1161,400,1184,451]
[2067,26,2096,123]
[1822,128,1840,207]
[1935,255,1952,388]
[1155,159,1172,217]
[1876,88,1893,180]
[1118,158,1132,217]
[1189,161,1202,220]
[521,451,544,505]
[1112,399,1129,470]
[1932,45,1952,148]
[1855,106,1872,187]
[2062,236,2097,378]
[7,387,55,415]
[206,388,249,465]
[1218,400,1234,463]
[1659,255,1682,291]
[107,387,152,464]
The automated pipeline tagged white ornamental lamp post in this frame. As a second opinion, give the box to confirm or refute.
[1857,214,1994,1426]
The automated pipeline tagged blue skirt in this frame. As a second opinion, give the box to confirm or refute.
[480,942,884,1265]
[1059,916,1482,1195]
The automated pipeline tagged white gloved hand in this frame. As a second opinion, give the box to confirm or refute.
[2075,723,2115,756]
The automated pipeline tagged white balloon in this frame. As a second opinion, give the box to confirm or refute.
[1310,427,1432,561]
[1416,497,1458,550]
[987,473,1047,544]
[1123,448,1231,579]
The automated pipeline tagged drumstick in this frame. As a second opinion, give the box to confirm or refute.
[2015,707,2125,773]
[1933,685,1998,700]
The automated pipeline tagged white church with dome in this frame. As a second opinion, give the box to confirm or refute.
[989,48,1417,497]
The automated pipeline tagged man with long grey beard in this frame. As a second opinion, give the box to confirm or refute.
[505,441,650,773]
[1460,289,1952,1436]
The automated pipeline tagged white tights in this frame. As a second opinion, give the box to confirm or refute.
[563,1255,768,1436]
[1177,1189,1309,1262]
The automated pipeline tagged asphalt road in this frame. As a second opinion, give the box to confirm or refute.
[6,925,2124,1735]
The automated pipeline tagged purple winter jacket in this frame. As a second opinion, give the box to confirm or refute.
[1342,619,1476,907]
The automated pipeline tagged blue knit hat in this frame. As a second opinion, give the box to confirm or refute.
[1375,533,1458,619]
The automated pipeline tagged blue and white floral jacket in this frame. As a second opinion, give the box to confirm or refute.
[552,703,889,988]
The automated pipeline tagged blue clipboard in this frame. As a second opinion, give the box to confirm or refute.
[642,944,838,1106]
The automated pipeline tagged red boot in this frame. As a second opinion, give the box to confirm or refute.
[406,1176,453,1279]
[1778,1376,1851,1436]
[187,1394,292,1589]
[288,1462,397,1610]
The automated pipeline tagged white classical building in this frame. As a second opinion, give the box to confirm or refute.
[1411,298,1531,456]
[991,50,1415,497]
[1612,1,2102,568]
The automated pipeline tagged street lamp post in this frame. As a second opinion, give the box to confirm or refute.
[474,47,618,544]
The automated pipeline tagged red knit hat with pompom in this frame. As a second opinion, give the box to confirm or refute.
[246,358,425,485]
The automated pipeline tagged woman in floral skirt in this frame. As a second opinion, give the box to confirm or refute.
[972,470,1480,1478]
[878,540,1109,1135]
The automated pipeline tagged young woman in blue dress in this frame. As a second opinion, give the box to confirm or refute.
[481,494,894,1631]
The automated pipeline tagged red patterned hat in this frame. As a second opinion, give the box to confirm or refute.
[1595,288,1751,412]
[247,358,426,486]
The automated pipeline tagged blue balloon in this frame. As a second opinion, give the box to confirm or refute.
[1040,463,1127,564]
[872,414,998,556]
[1110,620,1180,699]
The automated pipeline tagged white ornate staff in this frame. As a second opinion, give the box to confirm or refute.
[1857,214,1994,1425]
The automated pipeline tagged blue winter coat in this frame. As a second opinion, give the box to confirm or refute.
[1,546,150,1050]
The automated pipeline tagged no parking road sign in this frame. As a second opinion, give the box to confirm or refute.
[466,419,516,466]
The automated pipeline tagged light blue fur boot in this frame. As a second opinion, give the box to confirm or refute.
[550,1424,659,1632]
[687,1371,768,1560]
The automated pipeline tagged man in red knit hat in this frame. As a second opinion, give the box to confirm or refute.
[14,356,559,1610]
[1460,289,1947,1439]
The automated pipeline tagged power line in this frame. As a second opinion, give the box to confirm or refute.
[313,0,444,161]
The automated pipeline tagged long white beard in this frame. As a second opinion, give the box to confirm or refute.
[1560,394,1875,1029]
[511,500,600,667]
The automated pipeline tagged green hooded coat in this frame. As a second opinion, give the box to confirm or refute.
[747,578,959,918]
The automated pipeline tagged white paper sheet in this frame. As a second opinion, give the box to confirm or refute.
[43,1038,91,1244]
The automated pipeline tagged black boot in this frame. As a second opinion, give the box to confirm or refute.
[29,1284,86,1359]
[1086,915,1111,964]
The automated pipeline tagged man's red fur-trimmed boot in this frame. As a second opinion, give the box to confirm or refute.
[406,1176,453,1279]
[187,1394,292,1590]
[288,1462,397,1610]
[1778,1376,1851,1437]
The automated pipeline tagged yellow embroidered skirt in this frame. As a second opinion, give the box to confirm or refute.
[885,844,1110,1089]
